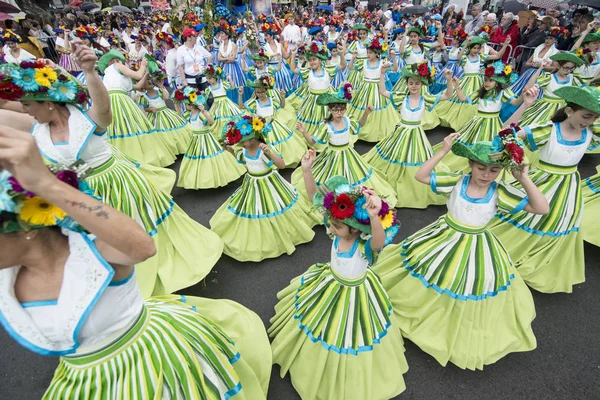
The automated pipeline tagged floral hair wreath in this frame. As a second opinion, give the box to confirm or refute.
[546,26,568,41]
[365,36,389,56]
[1,29,21,43]
[76,26,97,39]
[173,86,206,106]
[204,63,226,80]
[0,161,94,234]
[338,83,352,101]
[483,61,519,85]
[261,21,282,35]
[299,41,330,60]
[489,124,525,170]
[574,47,594,66]
[346,31,359,42]
[222,115,272,146]
[257,74,275,89]
[451,27,467,41]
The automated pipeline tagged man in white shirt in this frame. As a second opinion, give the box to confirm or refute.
[281,15,302,46]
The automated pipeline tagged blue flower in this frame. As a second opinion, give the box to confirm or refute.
[335,184,352,194]
[11,68,39,91]
[384,224,399,245]
[238,120,253,135]
[491,135,503,153]
[0,170,16,213]
[48,80,77,102]
[353,196,369,223]
[509,73,519,84]
[493,61,504,75]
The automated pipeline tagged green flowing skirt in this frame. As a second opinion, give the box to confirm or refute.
[363,123,447,208]
[86,156,223,296]
[291,144,398,208]
[287,82,309,112]
[346,60,366,90]
[209,170,320,262]
[434,74,481,130]
[295,89,333,143]
[268,263,408,400]
[346,81,400,142]
[209,96,245,139]
[489,163,584,293]
[177,128,246,189]
[148,106,193,154]
[518,97,565,127]
[263,119,307,168]
[107,91,176,167]
[44,296,271,399]
[582,166,600,247]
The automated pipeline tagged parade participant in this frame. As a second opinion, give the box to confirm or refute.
[570,21,600,85]
[2,30,35,63]
[216,22,246,102]
[289,41,342,149]
[99,50,177,167]
[326,40,347,88]
[261,21,296,95]
[269,166,407,400]
[239,76,305,168]
[203,63,245,138]
[434,35,510,130]
[127,34,148,70]
[490,86,600,294]
[293,88,398,207]
[54,27,81,75]
[363,63,455,208]
[177,27,211,92]
[210,115,320,262]
[345,23,369,89]
[347,36,400,143]
[176,86,245,189]
[373,131,548,370]
[0,126,272,400]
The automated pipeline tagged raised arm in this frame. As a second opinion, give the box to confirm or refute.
[359,105,373,126]
[300,148,317,201]
[289,47,299,74]
[415,132,460,184]
[503,86,540,128]
[438,70,455,101]
[572,21,599,50]
[457,37,471,61]
[363,188,386,251]
[488,36,510,61]
[237,87,246,109]
[296,121,316,145]
[379,61,391,99]
[116,56,148,81]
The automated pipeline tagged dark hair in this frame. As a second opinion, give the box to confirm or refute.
[552,103,585,123]
[582,14,594,24]
[477,81,505,99]
[324,103,346,122]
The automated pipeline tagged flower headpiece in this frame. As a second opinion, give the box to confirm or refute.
[346,30,359,42]
[314,176,399,241]
[249,48,269,61]
[406,25,426,38]
[107,34,120,47]
[140,25,152,36]
[488,124,526,170]
[214,18,234,37]
[247,75,275,89]
[451,27,467,42]
[316,83,353,106]
[546,26,568,40]
[573,47,594,66]
[221,115,272,146]
[0,62,89,104]
[299,41,330,61]
[145,54,166,81]
[337,83,352,101]
[329,15,343,28]
[76,26,96,39]
[204,63,226,80]
[365,36,388,57]
[0,162,93,234]
[483,61,518,85]
[173,86,206,106]
[402,62,435,85]
[261,20,282,36]
[1,29,21,43]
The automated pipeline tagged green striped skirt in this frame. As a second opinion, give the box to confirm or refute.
[86,156,173,234]
[44,297,250,399]
[435,74,482,130]
[582,167,600,247]
[227,170,298,218]
[282,263,392,353]
[401,213,514,300]
[494,163,582,236]
[107,91,157,139]
[264,120,307,168]
[296,90,332,139]
[518,97,565,127]
[312,145,373,186]
[368,124,433,166]
[287,82,309,111]
[209,96,244,139]
[347,81,391,115]
[148,107,192,154]
[346,61,366,90]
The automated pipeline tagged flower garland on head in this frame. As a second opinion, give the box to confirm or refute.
[0,61,89,104]
[451,27,467,42]
[547,26,568,41]
[1,29,21,43]
[489,124,525,170]
[221,115,272,146]
[204,63,226,80]
[404,62,435,85]
[257,74,275,89]
[76,26,96,39]
[337,83,352,101]
[173,86,206,106]
[261,20,282,35]
[346,30,359,43]
[483,61,519,85]
[365,36,388,57]
[573,47,594,66]
[330,15,343,28]
[298,41,330,60]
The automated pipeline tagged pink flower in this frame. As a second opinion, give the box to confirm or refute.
[323,192,335,209]
[56,170,79,189]
[8,177,35,197]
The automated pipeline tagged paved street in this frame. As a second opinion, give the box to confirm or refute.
[2,128,599,399]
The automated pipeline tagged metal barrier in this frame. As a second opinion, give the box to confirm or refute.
[510,45,538,73]
[487,41,514,62]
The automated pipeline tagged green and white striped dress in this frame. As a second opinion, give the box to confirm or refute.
[209,146,321,262]
[582,165,600,247]
[345,40,368,90]
[294,65,336,143]
[372,171,537,370]
[269,235,408,399]
[143,89,193,155]
[490,121,600,293]
[290,116,398,208]
[518,73,577,127]
[206,80,245,139]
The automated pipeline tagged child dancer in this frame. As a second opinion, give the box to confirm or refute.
[293,89,398,207]
[269,161,408,400]
[490,86,600,294]
[239,76,306,168]
[363,63,454,208]
[202,63,245,138]
[373,131,549,370]
[177,86,245,189]
[347,36,400,143]
[345,24,370,89]
[571,22,600,85]
[210,116,320,262]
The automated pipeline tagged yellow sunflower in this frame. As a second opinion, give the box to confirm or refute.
[34,67,58,88]
[430,66,436,78]
[20,196,66,226]
[504,65,512,75]
[379,211,394,229]
[575,48,583,57]
[381,43,389,51]
[189,92,198,103]
[252,117,264,131]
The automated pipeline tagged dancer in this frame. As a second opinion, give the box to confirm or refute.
[345,23,370,89]
[363,63,455,208]
[54,27,82,75]
[582,166,600,247]
[262,21,296,95]
[269,164,408,400]
[347,36,400,143]
[210,115,320,262]
[239,76,306,168]
[177,86,245,189]
[374,131,548,370]
[2,30,36,63]
[216,23,246,102]
[0,127,272,399]
[490,86,600,294]
[99,49,177,167]
[292,88,398,207]
[202,63,245,138]
[571,22,600,85]
[431,27,466,94]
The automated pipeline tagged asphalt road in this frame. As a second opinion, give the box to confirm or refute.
[2,128,599,400]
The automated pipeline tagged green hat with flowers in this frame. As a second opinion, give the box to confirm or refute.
[482,61,519,86]
[249,48,270,61]
[313,175,399,242]
[247,75,275,89]
[221,114,272,146]
[0,62,89,105]
[98,49,126,74]
[555,86,600,115]
[582,33,600,44]
[451,124,525,170]
[145,53,167,81]
[464,35,487,48]
[173,86,207,106]
[406,26,426,38]
[402,62,435,85]
[353,23,369,32]
[316,83,353,105]
[204,63,226,80]
[300,41,330,61]
[550,52,583,67]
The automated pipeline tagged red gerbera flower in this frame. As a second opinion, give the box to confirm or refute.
[0,82,23,101]
[229,130,242,144]
[506,143,524,164]
[417,63,429,77]
[330,193,356,220]
[484,66,495,77]
[310,43,319,53]
[174,90,185,101]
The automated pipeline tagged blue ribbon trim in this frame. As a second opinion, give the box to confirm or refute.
[494,212,580,237]
[183,149,225,160]
[226,194,298,219]
[375,146,425,166]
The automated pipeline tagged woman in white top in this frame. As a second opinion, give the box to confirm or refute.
[3,30,36,63]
